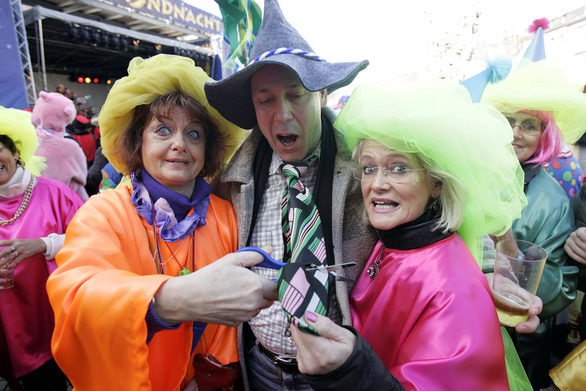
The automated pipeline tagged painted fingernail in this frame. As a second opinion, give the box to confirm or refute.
[305,311,318,323]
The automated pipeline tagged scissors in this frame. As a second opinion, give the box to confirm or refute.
[304,262,356,271]
[236,246,287,270]
[304,262,356,283]
[237,247,355,282]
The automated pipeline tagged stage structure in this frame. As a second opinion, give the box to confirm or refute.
[16,0,223,106]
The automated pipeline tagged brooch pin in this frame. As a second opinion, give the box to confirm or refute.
[367,247,385,280]
[367,260,381,279]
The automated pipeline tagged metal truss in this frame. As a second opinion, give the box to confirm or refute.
[11,0,36,107]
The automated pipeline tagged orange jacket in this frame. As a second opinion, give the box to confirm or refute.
[47,184,239,390]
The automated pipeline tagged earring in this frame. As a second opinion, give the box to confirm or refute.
[15,157,24,167]
[429,197,440,213]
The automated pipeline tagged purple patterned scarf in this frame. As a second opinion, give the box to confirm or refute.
[130,171,210,242]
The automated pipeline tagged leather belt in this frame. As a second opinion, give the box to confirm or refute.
[256,343,299,374]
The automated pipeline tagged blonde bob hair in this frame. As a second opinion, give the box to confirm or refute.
[352,139,467,233]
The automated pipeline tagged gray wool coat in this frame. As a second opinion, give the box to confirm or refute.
[216,108,376,389]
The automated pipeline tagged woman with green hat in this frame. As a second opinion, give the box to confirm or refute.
[482,59,586,389]
[0,107,83,390]
[46,54,278,390]
[288,80,526,390]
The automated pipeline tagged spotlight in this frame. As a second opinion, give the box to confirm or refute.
[155,44,162,51]
[106,79,112,85]
[84,77,91,84]
[93,78,99,84]
[132,39,140,47]
[77,76,84,83]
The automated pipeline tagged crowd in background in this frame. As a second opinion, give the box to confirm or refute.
[1,1,586,390]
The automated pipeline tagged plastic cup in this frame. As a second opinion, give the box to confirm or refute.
[491,239,547,327]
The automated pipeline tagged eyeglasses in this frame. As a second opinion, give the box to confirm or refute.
[352,165,424,184]
[505,117,542,133]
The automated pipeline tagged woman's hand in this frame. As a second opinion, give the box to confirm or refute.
[515,295,543,334]
[0,238,47,268]
[153,250,278,326]
[290,311,356,375]
[485,273,542,333]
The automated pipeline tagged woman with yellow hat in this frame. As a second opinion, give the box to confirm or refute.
[0,107,83,390]
[482,59,586,389]
[46,54,278,390]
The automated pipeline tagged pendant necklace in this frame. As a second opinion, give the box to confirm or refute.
[152,213,195,276]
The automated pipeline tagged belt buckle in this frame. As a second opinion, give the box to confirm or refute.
[259,344,298,373]
[273,356,298,374]
[272,354,295,366]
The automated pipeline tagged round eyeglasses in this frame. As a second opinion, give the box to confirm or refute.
[352,165,424,184]
[505,116,542,133]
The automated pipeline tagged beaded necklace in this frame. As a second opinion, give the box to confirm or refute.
[0,175,35,226]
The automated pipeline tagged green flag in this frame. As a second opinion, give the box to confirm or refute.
[214,0,262,68]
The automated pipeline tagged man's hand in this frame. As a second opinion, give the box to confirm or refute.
[489,228,518,258]
[291,312,356,375]
[154,250,278,326]
[565,227,586,264]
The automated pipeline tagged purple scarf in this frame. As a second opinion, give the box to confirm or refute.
[130,171,210,242]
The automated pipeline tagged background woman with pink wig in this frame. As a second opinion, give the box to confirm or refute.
[483,59,586,389]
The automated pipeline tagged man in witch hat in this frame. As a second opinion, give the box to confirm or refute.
[205,0,374,388]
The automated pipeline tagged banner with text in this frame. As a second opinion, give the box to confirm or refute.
[102,0,223,35]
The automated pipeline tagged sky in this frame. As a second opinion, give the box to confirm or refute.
[189,0,585,97]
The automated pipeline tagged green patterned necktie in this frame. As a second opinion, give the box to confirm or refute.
[278,161,330,334]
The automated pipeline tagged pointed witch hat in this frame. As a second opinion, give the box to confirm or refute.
[205,0,369,129]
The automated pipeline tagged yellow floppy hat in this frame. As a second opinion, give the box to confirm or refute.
[99,54,246,175]
[482,60,586,144]
[0,106,45,175]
